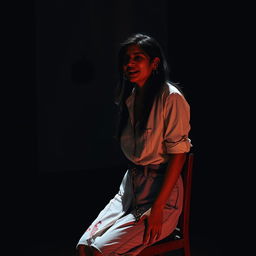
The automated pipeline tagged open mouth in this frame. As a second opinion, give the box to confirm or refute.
[127,70,139,76]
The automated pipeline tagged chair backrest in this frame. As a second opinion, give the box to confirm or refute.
[178,152,194,236]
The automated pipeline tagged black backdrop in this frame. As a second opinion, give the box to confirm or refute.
[8,0,252,255]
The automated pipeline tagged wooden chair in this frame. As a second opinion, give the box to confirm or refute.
[139,152,194,256]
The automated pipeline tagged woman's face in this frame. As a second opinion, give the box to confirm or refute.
[123,44,159,87]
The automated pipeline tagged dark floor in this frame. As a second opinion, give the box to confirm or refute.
[36,167,226,256]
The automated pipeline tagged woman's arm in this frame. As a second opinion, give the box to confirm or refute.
[152,153,186,209]
[141,90,190,244]
[140,153,186,245]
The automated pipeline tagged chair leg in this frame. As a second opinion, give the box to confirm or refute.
[184,240,191,256]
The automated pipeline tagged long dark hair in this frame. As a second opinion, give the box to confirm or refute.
[114,33,179,140]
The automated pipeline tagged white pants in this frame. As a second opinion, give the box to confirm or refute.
[77,168,183,256]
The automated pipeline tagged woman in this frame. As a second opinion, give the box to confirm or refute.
[77,33,191,256]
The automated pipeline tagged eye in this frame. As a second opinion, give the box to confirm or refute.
[134,55,143,61]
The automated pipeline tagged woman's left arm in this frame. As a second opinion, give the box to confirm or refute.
[152,153,186,209]
[140,153,186,245]
[140,91,191,245]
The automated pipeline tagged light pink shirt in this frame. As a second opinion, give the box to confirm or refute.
[120,83,191,165]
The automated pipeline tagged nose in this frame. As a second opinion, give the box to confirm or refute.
[127,59,135,68]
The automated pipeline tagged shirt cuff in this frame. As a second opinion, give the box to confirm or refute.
[165,138,191,154]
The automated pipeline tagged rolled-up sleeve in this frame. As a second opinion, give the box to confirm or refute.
[163,92,191,154]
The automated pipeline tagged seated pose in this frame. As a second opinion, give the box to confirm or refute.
[77,33,192,256]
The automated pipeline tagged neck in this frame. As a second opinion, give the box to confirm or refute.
[135,83,147,96]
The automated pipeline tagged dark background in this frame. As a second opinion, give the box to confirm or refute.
[8,0,252,255]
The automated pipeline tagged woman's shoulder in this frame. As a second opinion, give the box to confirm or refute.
[161,82,183,99]
[160,82,190,110]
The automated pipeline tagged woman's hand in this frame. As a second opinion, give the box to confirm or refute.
[137,207,163,245]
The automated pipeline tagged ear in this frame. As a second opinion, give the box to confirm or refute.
[153,57,160,70]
